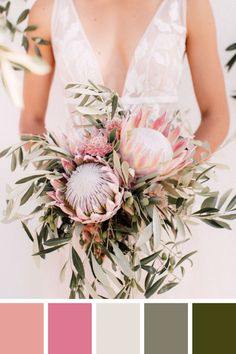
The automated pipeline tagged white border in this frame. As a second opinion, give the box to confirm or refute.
[188,302,192,354]
[140,302,144,354]
[44,303,48,354]
[92,302,97,354]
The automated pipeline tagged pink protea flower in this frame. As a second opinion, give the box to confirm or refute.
[49,155,124,224]
[120,110,194,179]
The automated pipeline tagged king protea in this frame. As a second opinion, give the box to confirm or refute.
[120,110,195,178]
[48,155,124,224]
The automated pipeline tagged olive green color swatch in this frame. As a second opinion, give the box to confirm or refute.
[193,303,236,354]
[145,303,188,354]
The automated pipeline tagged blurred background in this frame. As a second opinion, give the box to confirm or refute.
[0,0,235,298]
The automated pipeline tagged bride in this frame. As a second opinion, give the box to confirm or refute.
[20,0,231,298]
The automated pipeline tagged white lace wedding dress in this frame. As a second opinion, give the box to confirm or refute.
[41,0,236,298]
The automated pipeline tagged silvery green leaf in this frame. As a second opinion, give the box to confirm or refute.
[220,214,236,220]
[21,221,34,242]
[111,241,133,278]
[162,183,181,197]
[139,243,150,256]
[11,152,17,171]
[44,237,72,247]
[91,255,115,297]
[202,219,231,230]
[113,150,123,179]
[140,251,162,266]
[217,189,233,209]
[105,269,123,290]
[20,183,34,205]
[226,195,236,211]
[46,174,63,180]
[44,145,70,156]
[72,247,85,279]
[84,279,101,299]
[153,207,162,249]
[175,251,197,267]
[121,161,130,184]
[0,146,11,158]
[5,196,21,220]
[157,282,179,294]
[91,254,111,288]
[72,88,100,96]
[196,165,216,181]
[175,215,186,238]
[7,183,29,199]
[34,181,47,199]
[18,147,24,165]
[180,171,193,187]
[76,106,102,115]
[1,59,23,107]
[33,244,65,256]
[144,275,167,298]
[181,266,185,277]
[136,222,153,248]
[17,9,30,24]
[15,174,47,184]
[59,261,68,283]
[24,155,61,162]
[201,195,218,209]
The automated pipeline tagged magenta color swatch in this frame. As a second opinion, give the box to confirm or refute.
[48,303,92,354]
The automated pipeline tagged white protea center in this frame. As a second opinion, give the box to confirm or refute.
[121,127,173,176]
[132,128,173,161]
[65,162,123,223]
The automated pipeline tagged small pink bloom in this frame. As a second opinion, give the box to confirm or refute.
[105,118,122,138]
[79,132,112,157]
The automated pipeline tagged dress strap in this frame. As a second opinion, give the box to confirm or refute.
[181,0,187,28]
[51,0,71,53]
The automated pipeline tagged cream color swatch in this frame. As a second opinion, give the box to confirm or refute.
[96,304,140,354]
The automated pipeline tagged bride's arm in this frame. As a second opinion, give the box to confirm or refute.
[186,0,230,159]
[19,0,55,135]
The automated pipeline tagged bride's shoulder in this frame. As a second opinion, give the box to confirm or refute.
[29,0,55,39]
[186,0,214,20]
[186,0,215,36]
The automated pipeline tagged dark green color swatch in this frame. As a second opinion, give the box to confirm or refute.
[145,303,188,354]
[193,303,236,354]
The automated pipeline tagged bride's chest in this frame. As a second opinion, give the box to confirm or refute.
[52,0,187,96]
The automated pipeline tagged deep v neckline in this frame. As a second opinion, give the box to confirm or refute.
[70,0,168,97]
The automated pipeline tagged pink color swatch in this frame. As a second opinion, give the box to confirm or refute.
[0,304,44,354]
[49,303,92,354]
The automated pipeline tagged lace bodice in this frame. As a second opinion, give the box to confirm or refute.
[51,0,187,119]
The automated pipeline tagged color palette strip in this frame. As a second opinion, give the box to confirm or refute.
[1,303,236,353]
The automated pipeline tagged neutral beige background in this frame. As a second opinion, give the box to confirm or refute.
[0,0,235,298]
[97,304,140,354]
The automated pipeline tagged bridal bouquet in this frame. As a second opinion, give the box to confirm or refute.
[1,82,236,299]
